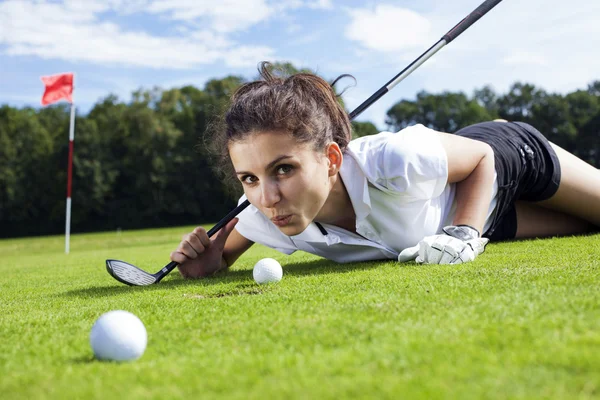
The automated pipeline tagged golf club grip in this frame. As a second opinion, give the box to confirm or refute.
[349,87,388,120]
[442,0,503,43]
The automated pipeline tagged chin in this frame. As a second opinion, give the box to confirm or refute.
[278,220,309,237]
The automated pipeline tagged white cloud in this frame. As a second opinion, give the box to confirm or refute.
[273,0,332,12]
[306,0,333,10]
[335,0,600,128]
[146,0,274,33]
[273,0,304,11]
[286,23,302,34]
[222,45,277,68]
[289,30,323,46]
[0,0,275,69]
[419,0,600,95]
[503,51,548,67]
[0,0,336,69]
[345,5,433,52]
[342,0,600,98]
[119,0,333,31]
[104,0,151,15]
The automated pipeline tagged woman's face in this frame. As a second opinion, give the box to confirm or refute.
[229,131,335,236]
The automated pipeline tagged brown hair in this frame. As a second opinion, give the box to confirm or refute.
[207,61,353,189]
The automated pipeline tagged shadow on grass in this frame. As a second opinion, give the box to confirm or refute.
[71,355,97,364]
[282,258,384,275]
[63,258,386,299]
[71,355,138,364]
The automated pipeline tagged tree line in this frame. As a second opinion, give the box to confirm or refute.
[1,65,598,238]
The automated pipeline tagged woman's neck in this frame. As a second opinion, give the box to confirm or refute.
[315,174,357,233]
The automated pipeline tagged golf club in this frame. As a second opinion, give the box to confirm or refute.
[106,200,250,285]
[106,0,504,286]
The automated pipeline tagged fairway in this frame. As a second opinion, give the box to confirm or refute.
[0,226,598,399]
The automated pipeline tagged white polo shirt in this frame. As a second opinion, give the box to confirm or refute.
[234,124,498,263]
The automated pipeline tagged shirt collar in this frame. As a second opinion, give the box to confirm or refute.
[339,148,372,222]
[291,222,328,243]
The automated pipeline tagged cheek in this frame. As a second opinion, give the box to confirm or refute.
[241,184,261,206]
[299,165,330,198]
[243,187,257,203]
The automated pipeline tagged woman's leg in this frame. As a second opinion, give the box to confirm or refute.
[515,201,596,238]
[515,142,600,238]
[537,142,600,226]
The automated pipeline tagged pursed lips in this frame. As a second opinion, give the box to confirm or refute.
[270,214,293,226]
[271,214,292,221]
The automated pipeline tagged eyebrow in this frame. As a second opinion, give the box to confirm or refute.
[235,155,294,176]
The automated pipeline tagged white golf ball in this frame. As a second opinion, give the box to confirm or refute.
[253,258,283,284]
[90,310,147,362]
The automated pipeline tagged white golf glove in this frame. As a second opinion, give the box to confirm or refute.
[398,225,489,265]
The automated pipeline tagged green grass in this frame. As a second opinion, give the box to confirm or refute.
[0,226,599,399]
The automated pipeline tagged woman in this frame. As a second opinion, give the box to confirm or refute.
[170,63,600,278]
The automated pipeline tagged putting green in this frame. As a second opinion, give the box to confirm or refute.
[0,226,598,399]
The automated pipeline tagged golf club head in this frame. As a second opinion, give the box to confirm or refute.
[106,259,157,286]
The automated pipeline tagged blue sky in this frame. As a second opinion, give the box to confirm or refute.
[1,0,599,129]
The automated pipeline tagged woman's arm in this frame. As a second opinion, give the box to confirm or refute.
[172,219,254,279]
[437,132,496,235]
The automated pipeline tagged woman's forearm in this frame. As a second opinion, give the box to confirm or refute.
[451,147,496,234]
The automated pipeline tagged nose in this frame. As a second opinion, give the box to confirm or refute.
[260,180,281,209]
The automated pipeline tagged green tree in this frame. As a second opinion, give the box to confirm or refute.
[496,83,546,124]
[566,90,600,164]
[0,106,55,234]
[157,83,240,224]
[473,85,499,117]
[587,81,600,96]
[529,93,576,148]
[69,116,119,228]
[352,121,379,138]
[4,68,600,239]
[110,90,183,227]
[386,91,492,132]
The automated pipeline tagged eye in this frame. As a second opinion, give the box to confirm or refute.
[241,175,257,185]
[276,164,293,175]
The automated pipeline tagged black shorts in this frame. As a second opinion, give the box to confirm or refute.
[454,121,561,241]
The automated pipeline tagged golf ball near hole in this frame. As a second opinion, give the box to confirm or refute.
[253,258,283,284]
[90,310,147,362]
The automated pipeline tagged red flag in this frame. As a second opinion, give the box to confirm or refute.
[41,73,74,106]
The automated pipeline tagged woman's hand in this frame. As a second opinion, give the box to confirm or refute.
[170,218,239,279]
[398,225,489,264]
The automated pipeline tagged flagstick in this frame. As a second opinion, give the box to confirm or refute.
[65,102,75,254]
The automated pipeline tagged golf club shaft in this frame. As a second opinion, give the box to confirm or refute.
[160,0,504,278]
[348,0,503,120]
